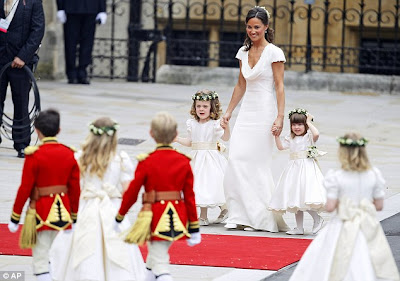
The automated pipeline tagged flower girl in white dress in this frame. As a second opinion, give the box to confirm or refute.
[289,132,400,281]
[49,117,146,281]
[269,109,326,235]
[175,90,230,225]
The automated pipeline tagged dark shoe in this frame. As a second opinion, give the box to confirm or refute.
[78,77,90,85]
[17,149,25,158]
[68,78,78,84]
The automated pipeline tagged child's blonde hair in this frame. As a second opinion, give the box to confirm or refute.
[338,132,371,172]
[79,117,119,178]
[151,111,177,144]
[190,89,222,121]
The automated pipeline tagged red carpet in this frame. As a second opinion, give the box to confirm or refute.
[0,224,311,270]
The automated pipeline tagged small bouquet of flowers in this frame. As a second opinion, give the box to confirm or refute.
[307,146,326,159]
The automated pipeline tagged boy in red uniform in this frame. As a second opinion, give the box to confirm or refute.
[115,111,200,281]
[8,108,80,281]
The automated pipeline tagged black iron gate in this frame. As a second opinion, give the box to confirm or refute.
[89,0,164,82]
[90,0,400,82]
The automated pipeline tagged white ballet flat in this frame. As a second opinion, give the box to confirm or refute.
[224,223,237,229]
[199,218,209,226]
[214,209,228,224]
[312,217,324,234]
[286,228,304,235]
[243,227,256,231]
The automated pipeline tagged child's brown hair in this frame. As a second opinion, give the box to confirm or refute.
[190,89,222,121]
[289,113,309,138]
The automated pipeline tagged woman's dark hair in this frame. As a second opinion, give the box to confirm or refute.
[244,6,274,51]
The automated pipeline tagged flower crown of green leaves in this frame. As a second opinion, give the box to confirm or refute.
[89,122,119,136]
[192,91,219,101]
[254,6,271,19]
[288,108,308,119]
[337,136,368,147]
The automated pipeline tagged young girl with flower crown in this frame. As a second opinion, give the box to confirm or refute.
[175,90,230,226]
[269,108,326,235]
[289,132,400,281]
[49,117,146,281]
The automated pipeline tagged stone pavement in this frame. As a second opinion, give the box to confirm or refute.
[0,80,400,281]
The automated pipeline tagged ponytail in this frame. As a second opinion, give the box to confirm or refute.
[243,34,252,51]
[266,27,274,43]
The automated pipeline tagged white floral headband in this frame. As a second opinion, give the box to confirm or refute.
[89,122,119,136]
[192,91,219,101]
[337,136,368,147]
[288,108,308,119]
[254,6,271,19]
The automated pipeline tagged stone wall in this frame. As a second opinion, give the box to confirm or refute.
[156,65,400,95]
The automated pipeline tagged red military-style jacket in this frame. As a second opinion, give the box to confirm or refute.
[10,137,80,232]
[117,145,199,241]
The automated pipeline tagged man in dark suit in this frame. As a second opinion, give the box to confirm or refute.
[0,0,45,158]
[56,0,107,85]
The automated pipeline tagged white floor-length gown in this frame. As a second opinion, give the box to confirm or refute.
[49,151,146,281]
[289,168,400,281]
[224,43,288,232]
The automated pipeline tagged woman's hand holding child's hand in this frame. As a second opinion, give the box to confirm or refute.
[220,118,229,129]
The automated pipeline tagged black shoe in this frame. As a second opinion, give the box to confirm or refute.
[68,78,79,84]
[17,149,25,158]
[78,77,90,85]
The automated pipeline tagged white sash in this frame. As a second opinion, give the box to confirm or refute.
[329,197,400,281]
[72,183,131,271]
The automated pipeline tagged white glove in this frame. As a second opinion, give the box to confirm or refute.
[96,12,107,25]
[187,232,201,246]
[8,221,19,233]
[113,220,121,233]
[57,10,67,24]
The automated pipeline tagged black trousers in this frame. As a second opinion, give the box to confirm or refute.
[64,13,97,81]
[0,66,32,150]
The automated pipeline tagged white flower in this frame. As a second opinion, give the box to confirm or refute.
[98,128,104,134]
[345,139,353,145]
[107,130,114,136]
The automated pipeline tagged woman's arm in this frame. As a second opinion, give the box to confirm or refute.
[306,114,319,142]
[222,62,246,122]
[271,62,285,136]
[325,198,338,212]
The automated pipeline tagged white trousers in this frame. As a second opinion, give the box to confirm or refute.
[146,240,173,276]
[32,230,58,275]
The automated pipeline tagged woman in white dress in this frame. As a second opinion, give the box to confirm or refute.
[176,90,230,225]
[222,6,288,232]
[289,133,400,281]
[269,109,326,235]
[49,117,146,281]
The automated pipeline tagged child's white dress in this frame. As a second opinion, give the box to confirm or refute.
[186,118,227,207]
[49,151,146,281]
[289,167,400,281]
[269,130,326,213]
